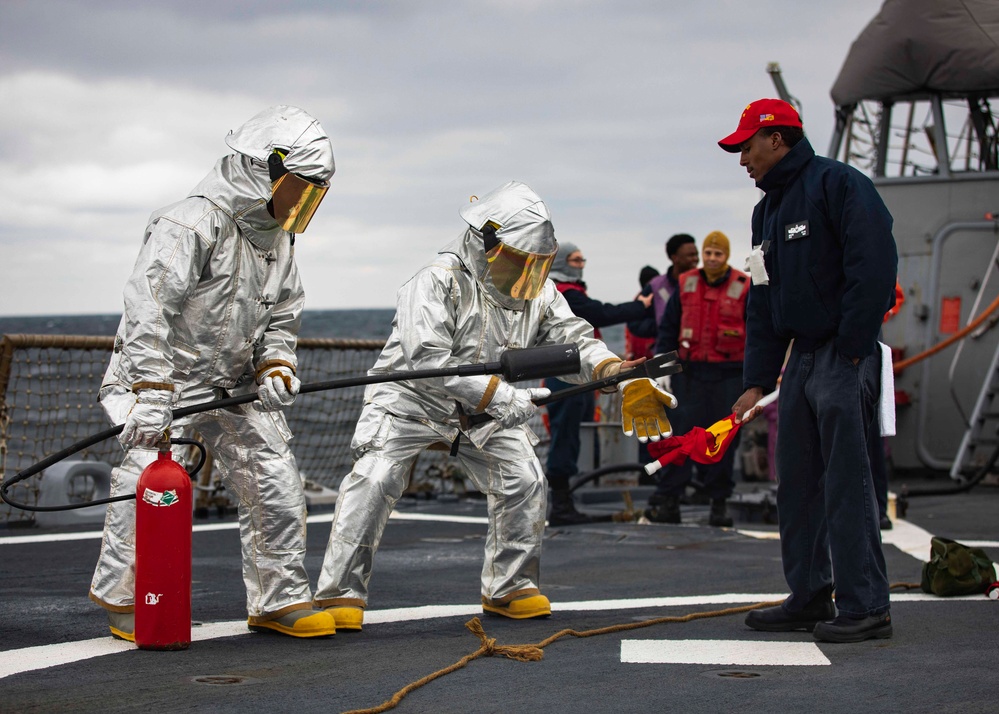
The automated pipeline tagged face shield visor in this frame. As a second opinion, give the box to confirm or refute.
[485,238,556,300]
[268,152,330,233]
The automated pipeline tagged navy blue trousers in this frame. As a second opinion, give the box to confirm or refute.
[869,421,890,520]
[777,341,890,617]
[543,377,595,492]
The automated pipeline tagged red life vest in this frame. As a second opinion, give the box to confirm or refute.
[555,281,601,339]
[677,268,748,363]
[625,327,656,361]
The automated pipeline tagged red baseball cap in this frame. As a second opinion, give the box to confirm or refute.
[718,98,802,152]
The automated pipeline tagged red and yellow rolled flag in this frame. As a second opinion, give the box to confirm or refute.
[644,391,779,475]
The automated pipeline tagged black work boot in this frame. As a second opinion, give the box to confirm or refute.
[745,586,836,632]
[709,498,734,528]
[813,611,892,643]
[644,494,681,524]
[548,489,598,526]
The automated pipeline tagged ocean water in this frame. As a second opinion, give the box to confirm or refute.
[0,310,396,342]
[0,310,625,354]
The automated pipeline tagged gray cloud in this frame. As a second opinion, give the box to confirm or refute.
[0,0,881,315]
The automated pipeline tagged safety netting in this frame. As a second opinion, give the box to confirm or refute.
[0,334,501,524]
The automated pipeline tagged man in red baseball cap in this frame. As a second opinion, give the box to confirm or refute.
[718,98,805,184]
[721,97,899,644]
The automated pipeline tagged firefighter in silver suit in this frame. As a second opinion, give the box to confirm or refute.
[314,181,677,630]
[91,106,337,640]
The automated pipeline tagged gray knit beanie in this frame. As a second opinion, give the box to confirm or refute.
[547,241,582,283]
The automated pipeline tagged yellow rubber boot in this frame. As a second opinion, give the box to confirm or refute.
[482,593,552,620]
[108,611,135,642]
[248,608,336,638]
[323,606,364,632]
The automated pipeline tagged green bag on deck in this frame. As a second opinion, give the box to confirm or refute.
[920,537,996,596]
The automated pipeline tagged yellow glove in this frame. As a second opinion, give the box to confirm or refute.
[620,378,678,443]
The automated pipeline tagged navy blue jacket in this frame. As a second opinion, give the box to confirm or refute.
[556,281,649,328]
[744,138,897,392]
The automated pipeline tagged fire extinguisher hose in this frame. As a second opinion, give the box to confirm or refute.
[1,437,206,512]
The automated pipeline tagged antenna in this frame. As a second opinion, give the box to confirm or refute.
[766,62,803,120]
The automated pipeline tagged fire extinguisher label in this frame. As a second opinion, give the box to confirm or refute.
[142,488,180,507]
[145,593,162,605]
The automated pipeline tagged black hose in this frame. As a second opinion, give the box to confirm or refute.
[902,442,999,498]
[1,438,207,512]
[0,367,494,506]
[1,346,582,511]
[568,463,649,493]
[466,351,682,428]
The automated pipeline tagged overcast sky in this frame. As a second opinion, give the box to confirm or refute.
[0,0,884,317]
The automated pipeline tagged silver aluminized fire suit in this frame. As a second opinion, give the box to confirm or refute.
[315,181,623,611]
[91,106,334,623]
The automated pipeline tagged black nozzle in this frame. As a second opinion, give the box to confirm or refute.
[500,344,580,383]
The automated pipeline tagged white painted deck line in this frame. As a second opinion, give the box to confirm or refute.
[0,529,106,545]
[3,515,996,553]
[365,604,482,624]
[386,512,490,525]
[0,510,491,546]
[2,591,991,681]
[552,594,787,610]
[881,518,937,560]
[738,521,999,573]
[308,511,492,525]
[0,521,251,545]
[0,638,133,680]
[735,528,781,540]
[954,540,999,549]
[621,639,831,666]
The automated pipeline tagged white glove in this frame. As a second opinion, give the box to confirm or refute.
[119,389,174,450]
[619,378,678,443]
[256,365,301,412]
[484,383,551,429]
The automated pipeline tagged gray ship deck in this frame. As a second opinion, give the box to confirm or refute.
[2,479,997,713]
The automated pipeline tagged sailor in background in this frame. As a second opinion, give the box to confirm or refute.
[313,181,676,630]
[646,231,748,527]
[627,233,700,352]
[544,242,653,526]
[93,106,337,641]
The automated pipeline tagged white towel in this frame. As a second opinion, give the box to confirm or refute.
[744,246,769,285]
[879,341,896,437]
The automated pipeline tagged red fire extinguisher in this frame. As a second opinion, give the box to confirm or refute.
[135,438,193,650]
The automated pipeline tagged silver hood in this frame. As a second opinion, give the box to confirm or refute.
[451,181,557,310]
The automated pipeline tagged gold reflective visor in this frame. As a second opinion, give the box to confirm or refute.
[485,242,556,300]
[271,173,330,233]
